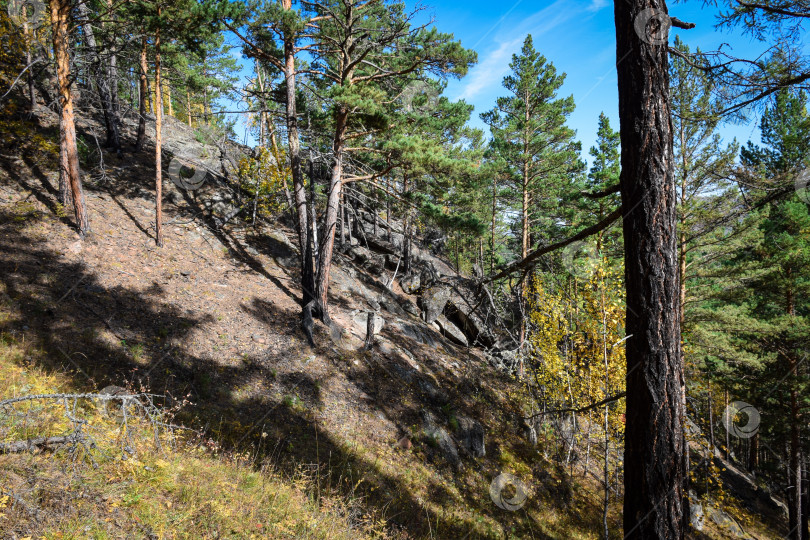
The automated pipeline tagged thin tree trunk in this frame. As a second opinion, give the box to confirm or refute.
[339,192,346,248]
[519,139,530,347]
[402,174,411,274]
[164,80,172,117]
[315,106,349,321]
[77,1,120,151]
[51,0,88,235]
[801,450,809,540]
[136,35,148,152]
[614,1,686,537]
[103,0,119,116]
[24,22,35,108]
[310,160,319,269]
[154,19,163,247]
[279,0,314,316]
[256,59,266,147]
[491,174,497,276]
[186,88,193,127]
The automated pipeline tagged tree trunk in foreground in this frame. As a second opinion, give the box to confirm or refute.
[154,20,163,247]
[51,0,88,235]
[614,1,686,538]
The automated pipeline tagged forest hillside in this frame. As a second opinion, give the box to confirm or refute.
[1,0,809,538]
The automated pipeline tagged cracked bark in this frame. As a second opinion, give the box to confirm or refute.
[614,1,687,537]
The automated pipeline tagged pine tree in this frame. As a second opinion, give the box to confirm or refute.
[305,0,475,322]
[481,34,583,344]
[50,0,89,235]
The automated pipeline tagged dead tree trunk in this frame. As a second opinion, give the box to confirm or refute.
[614,1,687,537]
[51,0,88,235]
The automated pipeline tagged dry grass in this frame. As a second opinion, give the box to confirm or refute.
[0,329,389,540]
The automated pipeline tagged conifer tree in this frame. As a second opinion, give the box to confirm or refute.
[305,0,475,322]
[481,34,583,344]
[50,0,88,235]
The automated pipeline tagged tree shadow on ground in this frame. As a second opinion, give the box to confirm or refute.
[0,206,576,539]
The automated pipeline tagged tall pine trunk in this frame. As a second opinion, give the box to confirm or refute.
[24,22,35,109]
[136,35,148,152]
[614,1,686,537]
[788,287,802,540]
[491,175,497,275]
[154,19,163,247]
[51,0,88,235]
[281,0,315,313]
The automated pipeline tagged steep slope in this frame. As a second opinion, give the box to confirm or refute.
[0,104,786,539]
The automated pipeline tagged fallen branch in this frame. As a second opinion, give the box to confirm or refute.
[0,433,85,454]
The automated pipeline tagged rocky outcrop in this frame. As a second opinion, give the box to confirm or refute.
[456,416,485,457]
[421,411,459,467]
[400,273,421,294]
[419,285,451,324]
[434,315,468,347]
[348,245,384,274]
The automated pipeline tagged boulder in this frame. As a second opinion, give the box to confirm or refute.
[707,507,745,538]
[400,273,421,294]
[689,496,704,531]
[365,235,398,256]
[379,297,406,317]
[349,246,384,273]
[401,298,419,316]
[392,321,438,347]
[435,315,468,347]
[456,416,485,457]
[351,310,385,336]
[420,285,451,324]
[419,264,438,289]
[421,411,459,466]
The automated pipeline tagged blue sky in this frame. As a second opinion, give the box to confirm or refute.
[431,0,774,164]
[227,0,794,164]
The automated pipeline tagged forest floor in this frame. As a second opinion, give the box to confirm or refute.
[0,103,786,539]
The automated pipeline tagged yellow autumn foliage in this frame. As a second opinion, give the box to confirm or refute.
[237,146,291,218]
[526,259,626,442]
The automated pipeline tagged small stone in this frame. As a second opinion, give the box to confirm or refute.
[396,436,412,450]
[68,240,82,254]
[252,334,266,344]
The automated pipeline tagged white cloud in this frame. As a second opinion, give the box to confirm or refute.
[456,38,524,101]
[587,0,609,12]
[454,0,580,102]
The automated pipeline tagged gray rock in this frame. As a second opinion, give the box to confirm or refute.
[351,310,385,335]
[689,500,704,531]
[400,273,421,294]
[456,416,485,457]
[419,265,438,288]
[379,297,406,317]
[401,298,419,316]
[394,321,437,347]
[417,379,448,405]
[435,315,468,347]
[420,285,451,324]
[707,507,745,537]
[421,411,459,466]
